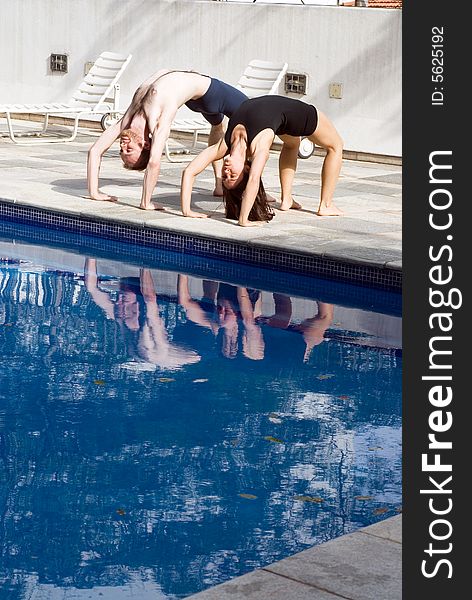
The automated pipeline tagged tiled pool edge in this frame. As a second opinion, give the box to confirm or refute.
[0,218,402,318]
[0,200,402,291]
[186,515,402,600]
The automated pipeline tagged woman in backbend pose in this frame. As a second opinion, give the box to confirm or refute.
[180,95,343,225]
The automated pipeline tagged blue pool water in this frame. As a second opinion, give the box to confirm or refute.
[0,230,402,599]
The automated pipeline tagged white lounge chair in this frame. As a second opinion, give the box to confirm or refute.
[164,59,288,161]
[0,51,132,144]
[235,59,288,99]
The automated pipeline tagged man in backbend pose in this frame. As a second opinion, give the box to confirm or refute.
[87,69,248,212]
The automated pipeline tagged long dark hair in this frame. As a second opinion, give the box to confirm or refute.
[223,170,274,222]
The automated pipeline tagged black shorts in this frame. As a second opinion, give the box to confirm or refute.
[185,78,248,126]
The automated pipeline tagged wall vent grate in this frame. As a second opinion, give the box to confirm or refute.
[50,54,68,73]
[284,73,307,95]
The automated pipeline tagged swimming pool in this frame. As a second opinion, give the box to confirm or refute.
[0,228,402,599]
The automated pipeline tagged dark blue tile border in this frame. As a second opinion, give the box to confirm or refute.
[0,201,402,291]
[0,219,402,316]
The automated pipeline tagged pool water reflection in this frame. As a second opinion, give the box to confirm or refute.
[0,248,402,599]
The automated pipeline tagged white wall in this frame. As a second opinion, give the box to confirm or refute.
[1,0,401,155]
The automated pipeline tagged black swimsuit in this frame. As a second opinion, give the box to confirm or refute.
[225,95,318,149]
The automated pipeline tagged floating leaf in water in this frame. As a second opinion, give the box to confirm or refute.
[294,495,324,503]
[94,379,105,386]
[159,378,175,383]
[338,395,350,400]
[373,507,389,516]
[317,374,335,380]
[239,493,257,500]
[355,496,374,501]
[193,378,208,383]
[116,508,126,516]
[264,436,284,444]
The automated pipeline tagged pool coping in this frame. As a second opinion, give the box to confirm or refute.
[186,515,402,599]
[0,198,402,292]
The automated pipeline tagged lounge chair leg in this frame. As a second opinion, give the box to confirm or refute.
[5,113,21,143]
[41,114,49,133]
[164,140,178,163]
[164,140,193,162]
[69,117,79,142]
[2,112,80,144]
[112,83,121,111]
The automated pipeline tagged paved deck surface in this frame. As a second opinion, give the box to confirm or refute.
[0,123,401,273]
[0,122,402,599]
[188,515,402,600]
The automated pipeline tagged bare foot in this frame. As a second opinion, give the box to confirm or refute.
[183,211,209,219]
[84,194,118,203]
[213,178,224,197]
[238,220,264,227]
[280,198,302,211]
[316,203,344,216]
[139,202,165,211]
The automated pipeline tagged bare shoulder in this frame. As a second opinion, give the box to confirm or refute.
[140,69,170,87]
[251,128,275,153]
[152,70,210,100]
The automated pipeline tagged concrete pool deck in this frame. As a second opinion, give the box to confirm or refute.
[0,123,401,289]
[0,122,402,599]
[188,515,402,600]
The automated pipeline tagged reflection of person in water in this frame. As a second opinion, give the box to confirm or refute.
[177,278,333,363]
[84,259,200,369]
[178,276,264,361]
[259,292,334,363]
[216,283,265,361]
[177,274,219,337]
